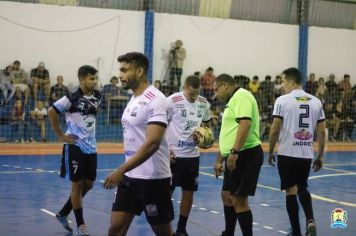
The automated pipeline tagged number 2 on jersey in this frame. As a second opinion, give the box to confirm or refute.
[299,104,309,128]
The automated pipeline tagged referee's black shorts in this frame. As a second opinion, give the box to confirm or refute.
[277,155,312,190]
[222,145,264,196]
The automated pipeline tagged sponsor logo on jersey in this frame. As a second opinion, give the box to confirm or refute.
[146,204,158,216]
[295,96,312,102]
[178,140,196,148]
[125,150,136,157]
[198,110,203,117]
[294,129,313,140]
[139,101,148,106]
[184,120,199,130]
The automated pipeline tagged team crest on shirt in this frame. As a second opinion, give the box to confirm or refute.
[330,208,348,228]
[146,204,158,216]
[295,96,312,102]
[130,107,138,117]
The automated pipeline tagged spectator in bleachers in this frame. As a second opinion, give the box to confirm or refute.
[31,62,50,106]
[324,88,339,140]
[325,73,338,92]
[305,73,318,95]
[0,65,16,105]
[338,74,352,95]
[273,75,284,98]
[200,67,216,103]
[102,76,128,123]
[334,89,353,141]
[30,100,47,142]
[169,39,186,90]
[315,77,327,103]
[50,75,69,105]
[255,86,271,140]
[260,75,274,101]
[10,99,33,143]
[153,80,162,90]
[10,60,30,106]
[248,75,260,95]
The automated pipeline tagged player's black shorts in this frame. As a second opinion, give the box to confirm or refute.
[112,176,174,225]
[222,145,263,196]
[277,155,312,190]
[171,156,200,192]
[60,144,97,182]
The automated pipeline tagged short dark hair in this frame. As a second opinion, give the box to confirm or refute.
[184,75,200,89]
[344,74,350,79]
[215,73,236,85]
[110,76,118,82]
[13,60,20,65]
[206,67,214,71]
[78,65,97,79]
[117,52,149,73]
[282,67,302,85]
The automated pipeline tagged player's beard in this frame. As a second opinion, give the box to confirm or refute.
[123,78,139,91]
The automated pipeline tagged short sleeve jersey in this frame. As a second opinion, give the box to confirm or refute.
[122,85,170,180]
[219,88,261,157]
[53,88,102,154]
[167,92,211,158]
[273,89,325,159]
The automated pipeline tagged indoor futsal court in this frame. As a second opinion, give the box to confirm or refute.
[0,143,355,236]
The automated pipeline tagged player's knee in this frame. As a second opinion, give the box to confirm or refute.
[297,185,309,195]
[221,191,233,206]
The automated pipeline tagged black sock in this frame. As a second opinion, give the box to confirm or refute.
[73,207,84,227]
[177,215,188,232]
[58,197,73,216]
[58,190,89,216]
[236,210,252,236]
[286,195,301,235]
[298,188,314,222]
[223,206,237,236]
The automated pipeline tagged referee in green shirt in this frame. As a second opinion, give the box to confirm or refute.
[213,74,263,236]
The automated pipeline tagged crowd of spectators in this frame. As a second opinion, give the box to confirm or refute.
[1,60,355,143]
[158,69,356,142]
[0,60,133,143]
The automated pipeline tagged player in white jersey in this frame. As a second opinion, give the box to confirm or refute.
[103,52,173,236]
[48,65,101,236]
[269,67,326,236]
[167,75,211,236]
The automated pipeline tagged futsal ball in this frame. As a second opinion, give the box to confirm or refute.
[193,127,214,149]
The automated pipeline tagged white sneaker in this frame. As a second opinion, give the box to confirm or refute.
[76,224,90,236]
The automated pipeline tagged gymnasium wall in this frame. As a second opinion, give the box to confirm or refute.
[0,1,355,88]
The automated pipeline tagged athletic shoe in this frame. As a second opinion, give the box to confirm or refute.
[306,220,316,236]
[56,213,73,232]
[76,224,90,236]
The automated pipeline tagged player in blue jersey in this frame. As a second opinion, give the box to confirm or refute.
[48,65,102,236]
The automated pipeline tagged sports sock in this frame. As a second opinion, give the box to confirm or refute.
[236,210,252,236]
[73,207,84,227]
[177,215,188,232]
[286,195,301,235]
[298,188,314,222]
[59,190,89,216]
[224,206,237,236]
